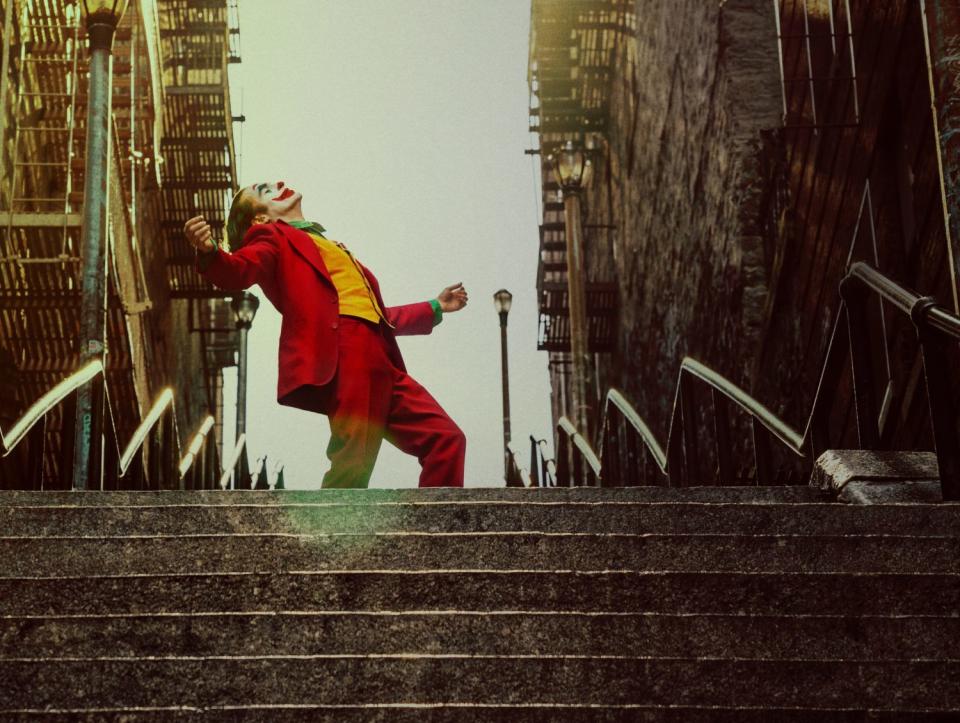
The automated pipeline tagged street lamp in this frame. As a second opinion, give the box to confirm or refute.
[72,0,131,489]
[493,289,514,485]
[231,291,259,475]
[550,140,594,440]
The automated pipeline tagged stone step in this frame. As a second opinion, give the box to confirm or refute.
[2,571,956,616]
[0,486,829,506]
[0,658,956,710]
[2,611,956,660]
[0,707,952,723]
[2,501,958,536]
[0,532,955,576]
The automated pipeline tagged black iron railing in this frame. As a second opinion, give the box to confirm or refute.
[557,416,601,486]
[546,262,960,500]
[0,360,248,491]
[598,358,806,487]
[529,435,557,487]
[0,360,104,488]
[506,441,532,487]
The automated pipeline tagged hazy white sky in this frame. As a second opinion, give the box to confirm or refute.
[220,0,552,488]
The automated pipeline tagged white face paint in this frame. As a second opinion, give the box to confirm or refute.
[250,180,303,220]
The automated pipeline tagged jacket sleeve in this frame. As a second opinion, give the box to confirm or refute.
[385,301,437,336]
[196,224,279,291]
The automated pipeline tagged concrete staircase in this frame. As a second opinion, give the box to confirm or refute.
[1,486,958,720]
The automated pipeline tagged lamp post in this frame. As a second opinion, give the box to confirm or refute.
[72,0,130,490]
[231,291,259,450]
[493,289,513,484]
[550,140,594,439]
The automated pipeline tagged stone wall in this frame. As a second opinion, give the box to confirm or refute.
[583,0,783,447]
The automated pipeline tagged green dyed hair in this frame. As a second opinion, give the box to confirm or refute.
[225,187,268,250]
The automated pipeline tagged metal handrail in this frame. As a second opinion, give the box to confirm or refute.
[0,358,225,490]
[178,414,215,478]
[605,388,667,471]
[529,436,557,487]
[219,433,247,489]
[506,441,532,487]
[594,261,960,497]
[557,416,602,486]
[0,359,103,456]
[848,261,960,338]
[119,388,174,475]
[681,359,805,454]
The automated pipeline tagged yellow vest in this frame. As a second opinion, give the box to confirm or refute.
[304,231,386,324]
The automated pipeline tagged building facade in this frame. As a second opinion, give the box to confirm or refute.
[530,0,958,480]
[0,0,241,486]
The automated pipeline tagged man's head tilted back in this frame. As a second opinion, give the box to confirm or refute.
[226,181,303,249]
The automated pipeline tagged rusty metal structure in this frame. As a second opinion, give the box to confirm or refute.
[528,0,633,428]
[0,0,241,487]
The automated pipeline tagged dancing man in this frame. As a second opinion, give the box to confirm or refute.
[183,181,467,488]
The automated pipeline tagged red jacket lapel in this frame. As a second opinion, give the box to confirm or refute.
[276,221,335,287]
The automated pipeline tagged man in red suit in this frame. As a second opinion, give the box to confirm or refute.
[183,181,467,488]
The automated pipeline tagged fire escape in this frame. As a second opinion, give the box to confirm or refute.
[528,0,634,417]
[157,0,242,445]
[0,0,241,484]
[0,1,157,472]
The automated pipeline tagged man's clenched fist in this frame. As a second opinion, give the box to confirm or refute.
[183,216,217,253]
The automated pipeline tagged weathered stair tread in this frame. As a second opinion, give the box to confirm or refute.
[1,487,953,717]
[0,706,953,723]
[2,611,957,659]
[1,658,958,709]
[3,570,956,616]
[0,486,829,506]
[2,501,958,536]
[0,705,954,723]
[0,532,956,575]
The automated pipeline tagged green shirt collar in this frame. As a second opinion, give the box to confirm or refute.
[289,219,326,237]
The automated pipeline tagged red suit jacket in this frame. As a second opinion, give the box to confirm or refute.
[199,220,436,413]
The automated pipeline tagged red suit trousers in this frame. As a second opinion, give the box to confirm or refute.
[321,316,466,488]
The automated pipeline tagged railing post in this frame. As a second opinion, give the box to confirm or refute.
[752,418,773,485]
[840,278,880,448]
[666,427,684,487]
[712,388,733,485]
[809,315,848,460]
[600,411,620,487]
[161,409,177,490]
[254,455,270,489]
[146,419,161,490]
[58,390,78,490]
[195,441,207,490]
[912,297,960,500]
[529,436,540,487]
[624,420,640,486]
[237,448,251,491]
[23,417,46,490]
[101,397,119,491]
[679,374,700,484]
[556,434,570,487]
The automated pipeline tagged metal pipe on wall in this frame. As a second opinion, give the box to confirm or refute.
[72,28,114,490]
[563,191,593,440]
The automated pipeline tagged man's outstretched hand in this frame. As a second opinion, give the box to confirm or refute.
[438,282,468,313]
[184,215,217,253]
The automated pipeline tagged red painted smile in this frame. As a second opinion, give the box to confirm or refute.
[275,188,295,202]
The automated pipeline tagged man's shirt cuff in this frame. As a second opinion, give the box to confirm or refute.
[429,298,443,326]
